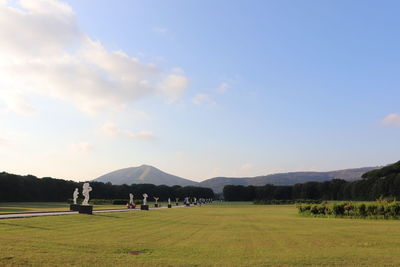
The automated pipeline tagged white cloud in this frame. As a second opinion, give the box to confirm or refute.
[214,82,229,94]
[0,0,188,115]
[171,67,185,75]
[159,74,188,103]
[100,122,155,140]
[70,141,93,152]
[130,110,152,120]
[0,91,37,116]
[125,130,155,140]
[382,113,400,126]
[192,93,215,106]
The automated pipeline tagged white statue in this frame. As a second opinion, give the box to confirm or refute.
[82,183,92,206]
[73,188,79,205]
[194,197,197,204]
[129,193,134,205]
[143,193,148,205]
[168,198,171,205]
[154,197,159,204]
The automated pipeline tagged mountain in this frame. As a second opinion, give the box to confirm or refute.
[199,167,378,193]
[93,165,199,187]
[94,165,378,192]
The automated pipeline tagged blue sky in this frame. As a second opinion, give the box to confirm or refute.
[0,0,399,182]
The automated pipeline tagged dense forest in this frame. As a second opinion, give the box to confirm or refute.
[224,161,400,201]
[0,172,214,202]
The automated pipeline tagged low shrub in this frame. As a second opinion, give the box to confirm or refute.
[297,200,400,219]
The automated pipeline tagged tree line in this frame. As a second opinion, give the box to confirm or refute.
[223,161,400,201]
[0,172,214,202]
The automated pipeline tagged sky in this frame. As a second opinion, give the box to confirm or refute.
[0,0,399,182]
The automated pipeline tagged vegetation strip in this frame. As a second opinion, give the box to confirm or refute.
[298,199,400,219]
[223,161,400,202]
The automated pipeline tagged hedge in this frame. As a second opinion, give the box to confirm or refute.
[297,200,400,219]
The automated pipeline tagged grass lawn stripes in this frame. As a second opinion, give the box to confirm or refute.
[1,203,400,266]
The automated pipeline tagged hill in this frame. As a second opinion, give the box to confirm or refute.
[93,165,199,187]
[199,167,377,193]
[361,160,400,180]
[93,165,378,192]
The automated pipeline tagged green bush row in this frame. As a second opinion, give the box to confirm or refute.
[298,200,400,219]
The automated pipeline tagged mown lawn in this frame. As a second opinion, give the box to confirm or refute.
[1,203,400,266]
[0,202,127,214]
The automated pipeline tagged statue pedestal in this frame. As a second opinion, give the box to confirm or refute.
[70,204,79,211]
[175,203,179,206]
[185,203,190,207]
[141,205,149,210]
[78,205,93,214]
[168,204,172,208]
[154,203,159,208]
[194,203,197,205]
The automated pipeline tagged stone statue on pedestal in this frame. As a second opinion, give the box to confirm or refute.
[73,188,79,205]
[129,193,134,205]
[82,183,92,206]
[143,193,148,205]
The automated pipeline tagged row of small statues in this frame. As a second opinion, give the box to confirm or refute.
[73,183,212,206]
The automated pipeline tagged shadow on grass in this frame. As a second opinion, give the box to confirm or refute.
[0,208,31,213]
[92,214,123,219]
[0,221,51,230]
[117,248,152,255]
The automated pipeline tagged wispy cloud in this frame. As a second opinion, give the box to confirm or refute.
[152,27,168,34]
[70,141,93,152]
[214,82,230,94]
[100,122,155,140]
[159,74,189,103]
[0,91,37,116]
[0,0,188,115]
[130,110,152,121]
[192,93,215,106]
[382,113,400,126]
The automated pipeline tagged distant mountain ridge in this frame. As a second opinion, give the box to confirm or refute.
[93,165,378,192]
[93,165,198,187]
[199,167,378,192]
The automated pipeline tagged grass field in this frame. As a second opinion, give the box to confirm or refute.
[0,202,127,214]
[1,203,400,266]
[0,202,173,214]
